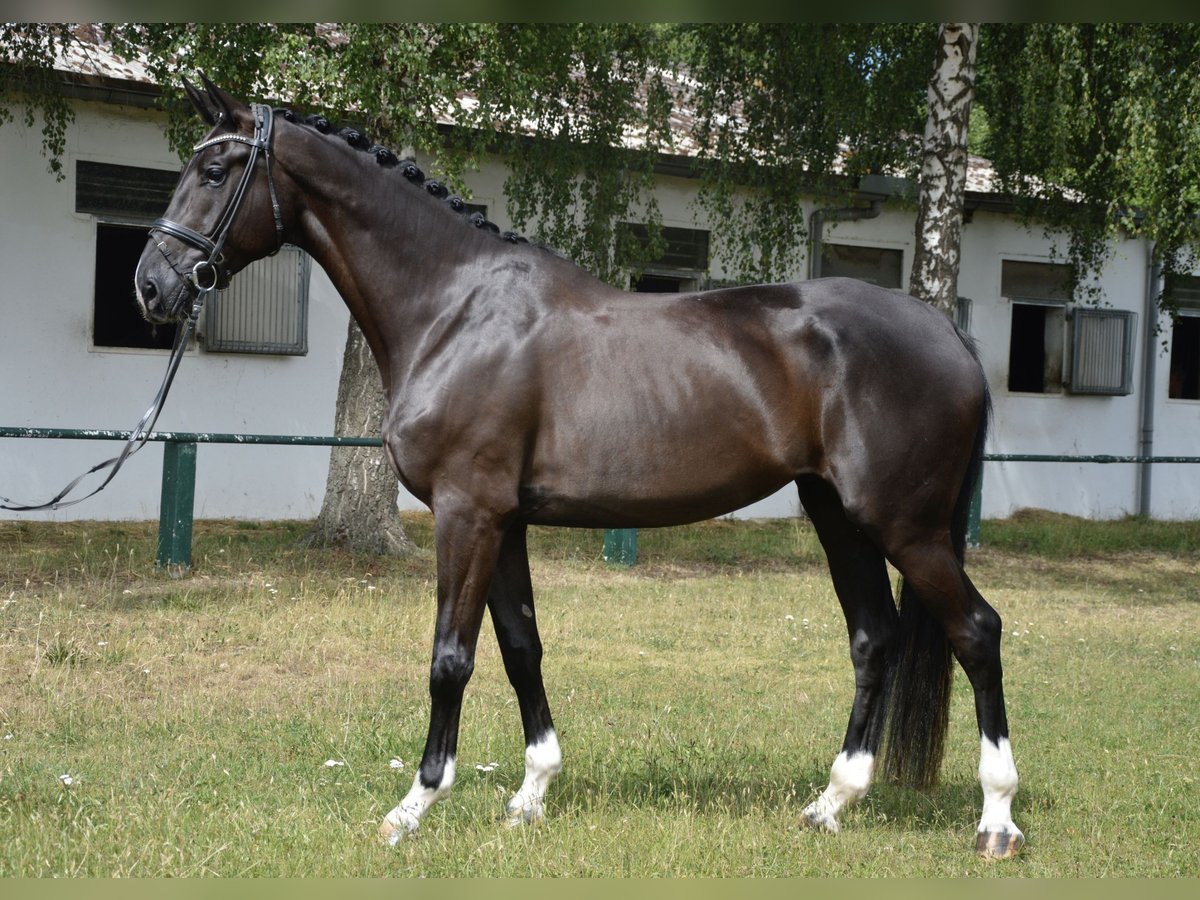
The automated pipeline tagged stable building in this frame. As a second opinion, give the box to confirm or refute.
[2,43,1197,524]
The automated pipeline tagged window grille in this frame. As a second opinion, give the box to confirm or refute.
[956,296,972,334]
[1069,308,1135,396]
[76,160,179,219]
[203,245,311,355]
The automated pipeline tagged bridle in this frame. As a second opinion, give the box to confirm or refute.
[151,102,285,305]
[0,103,284,513]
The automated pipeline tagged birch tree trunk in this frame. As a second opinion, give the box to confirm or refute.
[305,317,413,555]
[909,23,978,316]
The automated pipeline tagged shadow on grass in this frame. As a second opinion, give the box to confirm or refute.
[547,748,1031,836]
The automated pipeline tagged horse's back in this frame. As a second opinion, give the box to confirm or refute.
[513,276,982,528]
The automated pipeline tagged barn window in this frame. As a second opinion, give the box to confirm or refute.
[821,243,903,289]
[618,223,710,293]
[1167,275,1200,400]
[77,160,312,355]
[1003,260,1072,395]
[77,162,181,350]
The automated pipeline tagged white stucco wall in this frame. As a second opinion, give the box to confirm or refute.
[2,96,1196,525]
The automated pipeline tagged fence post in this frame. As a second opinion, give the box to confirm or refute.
[603,528,638,566]
[967,463,983,549]
[157,440,197,575]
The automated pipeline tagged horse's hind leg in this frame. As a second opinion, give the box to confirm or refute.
[486,524,562,826]
[796,477,897,833]
[889,537,1023,858]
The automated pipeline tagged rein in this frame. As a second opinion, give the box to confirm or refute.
[0,295,207,511]
[1,104,281,512]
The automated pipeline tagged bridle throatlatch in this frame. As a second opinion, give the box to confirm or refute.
[1,104,282,512]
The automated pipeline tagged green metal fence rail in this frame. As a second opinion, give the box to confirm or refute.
[4,426,1198,571]
[1,426,382,574]
[967,453,1200,547]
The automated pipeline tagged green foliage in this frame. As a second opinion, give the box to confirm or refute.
[978,24,1200,306]
[0,23,79,180]
[676,23,933,282]
[102,23,676,284]
[475,24,675,281]
[4,24,1199,299]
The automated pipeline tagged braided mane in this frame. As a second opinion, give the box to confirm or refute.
[274,108,529,245]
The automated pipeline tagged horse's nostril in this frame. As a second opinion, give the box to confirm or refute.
[142,279,158,302]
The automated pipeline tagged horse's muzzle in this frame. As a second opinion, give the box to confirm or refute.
[137,271,193,324]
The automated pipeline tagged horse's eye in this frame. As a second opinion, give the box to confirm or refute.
[204,166,226,186]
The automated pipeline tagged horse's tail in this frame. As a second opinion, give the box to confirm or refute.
[879,331,990,790]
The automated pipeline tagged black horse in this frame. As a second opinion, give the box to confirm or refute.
[135,78,1022,858]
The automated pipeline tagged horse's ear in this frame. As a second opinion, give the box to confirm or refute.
[182,73,243,128]
[182,75,221,126]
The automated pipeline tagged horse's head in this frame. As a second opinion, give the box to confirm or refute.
[135,76,286,324]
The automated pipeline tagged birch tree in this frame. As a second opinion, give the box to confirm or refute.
[305,319,410,555]
[908,23,977,314]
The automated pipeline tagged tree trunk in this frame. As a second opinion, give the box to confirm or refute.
[305,317,413,555]
[909,23,978,316]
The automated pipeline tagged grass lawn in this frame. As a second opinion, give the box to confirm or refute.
[0,511,1197,876]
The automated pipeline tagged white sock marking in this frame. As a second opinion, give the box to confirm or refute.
[978,735,1021,838]
[382,757,456,844]
[505,731,562,826]
[803,750,875,833]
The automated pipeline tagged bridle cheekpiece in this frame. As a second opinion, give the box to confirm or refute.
[150,103,284,306]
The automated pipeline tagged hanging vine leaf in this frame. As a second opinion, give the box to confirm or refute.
[978,24,1200,308]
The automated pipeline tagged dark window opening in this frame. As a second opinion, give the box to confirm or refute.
[821,243,903,288]
[1003,260,1071,395]
[619,223,710,272]
[1169,316,1200,400]
[632,274,686,293]
[92,223,177,350]
[1008,303,1063,394]
[618,222,709,295]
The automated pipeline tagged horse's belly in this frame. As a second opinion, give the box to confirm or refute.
[521,434,799,528]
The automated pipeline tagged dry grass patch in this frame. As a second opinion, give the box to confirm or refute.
[1,511,1197,876]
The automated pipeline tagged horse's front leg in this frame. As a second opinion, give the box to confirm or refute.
[380,501,505,845]
[486,524,561,826]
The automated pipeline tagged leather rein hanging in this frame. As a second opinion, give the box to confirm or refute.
[1,104,283,512]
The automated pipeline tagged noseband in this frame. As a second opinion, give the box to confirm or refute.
[151,103,284,304]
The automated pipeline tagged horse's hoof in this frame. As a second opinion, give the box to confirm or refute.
[378,819,404,847]
[503,798,545,828]
[976,827,1024,859]
[800,806,839,833]
[378,811,419,847]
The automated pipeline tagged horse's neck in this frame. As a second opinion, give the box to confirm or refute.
[282,140,466,389]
